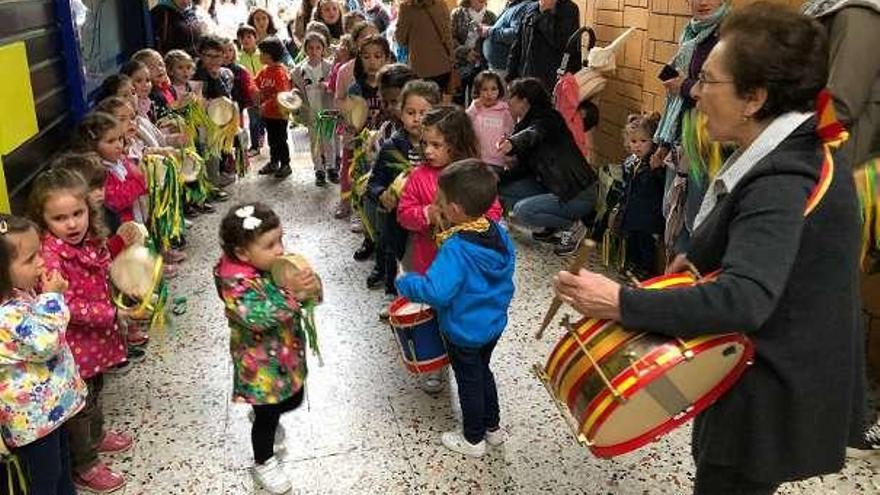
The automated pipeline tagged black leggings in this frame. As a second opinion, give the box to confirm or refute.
[694,463,780,495]
[251,388,304,464]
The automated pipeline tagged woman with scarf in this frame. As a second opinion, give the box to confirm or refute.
[554,4,864,493]
[652,0,730,256]
[151,0,205,56]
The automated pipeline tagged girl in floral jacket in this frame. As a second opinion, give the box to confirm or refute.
[214,203,320,495]
[28,168,132,494]
[0,214,86,495]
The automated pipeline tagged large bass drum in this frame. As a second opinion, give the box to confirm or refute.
[535,272,753,458]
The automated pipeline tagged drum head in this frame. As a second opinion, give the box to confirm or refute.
[587,335,751,457]
[206,97,236,126]
[343,96,368,130]
[110,246,159,299]
[180,155,201,183]
[388,297,432,327]
[277,91,303,116]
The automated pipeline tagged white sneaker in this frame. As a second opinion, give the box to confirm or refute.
[441,431,486,458]
[484,427,507,447]
[350,216,363,233]
[419,372,445,394]
[253,456,291,494]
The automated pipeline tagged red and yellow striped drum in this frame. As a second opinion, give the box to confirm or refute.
[536,273,754,458]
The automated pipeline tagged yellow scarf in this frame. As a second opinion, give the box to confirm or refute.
[434,217,491,246]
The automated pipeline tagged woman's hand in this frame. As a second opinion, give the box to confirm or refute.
[665,253,700,276]
[553,269,622,320]
[496,139,513,155]
[41,271,69,294]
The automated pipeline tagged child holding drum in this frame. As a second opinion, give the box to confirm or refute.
[214,203,320,495]
[396,160,515,457]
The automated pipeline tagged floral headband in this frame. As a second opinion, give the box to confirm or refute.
[235,205,262,231]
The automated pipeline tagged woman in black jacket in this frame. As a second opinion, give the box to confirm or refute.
[554,5,865,493]
[498,78,596,255]
[505,0,581,91]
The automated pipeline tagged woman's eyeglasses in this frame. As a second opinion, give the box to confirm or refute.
[697,71,734,86]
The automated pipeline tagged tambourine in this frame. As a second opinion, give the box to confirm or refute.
[179,151,202,183]
[109,245,164,320]
[270,253,323,303]
[206,97,237,127]
[277,91,303,120]
[342,95,368,131]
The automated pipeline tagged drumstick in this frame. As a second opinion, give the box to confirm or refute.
[535,239,596,340]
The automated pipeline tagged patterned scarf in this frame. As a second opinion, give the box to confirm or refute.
[654,3,731,145]
[435,217,491,245]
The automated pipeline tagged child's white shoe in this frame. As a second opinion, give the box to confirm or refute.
[441,430,486,458]
[485,427,507,447]
[253,456,291,494]
[419,372,445,394]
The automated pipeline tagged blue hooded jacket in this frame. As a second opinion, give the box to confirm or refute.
[483,0,536,71]
[396,222,516,348]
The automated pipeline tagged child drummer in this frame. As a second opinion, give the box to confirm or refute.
[396,160,515,457]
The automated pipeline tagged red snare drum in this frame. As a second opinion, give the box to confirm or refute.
[535,272,754,458]
[388,297,449,374]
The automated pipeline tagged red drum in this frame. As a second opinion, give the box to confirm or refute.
[535,272,754,458]
[388,297,449,374]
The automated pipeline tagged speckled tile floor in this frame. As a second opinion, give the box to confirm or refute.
[100,148,880,494]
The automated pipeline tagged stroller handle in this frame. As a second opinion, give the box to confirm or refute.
[557,26,597,78]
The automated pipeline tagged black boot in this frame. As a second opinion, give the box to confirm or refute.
[315,170,327,187]
[327,168,340,184]
[274,163,292,179]
[366,266,385,289]
[259,161,279,175]
[353,238,374,261]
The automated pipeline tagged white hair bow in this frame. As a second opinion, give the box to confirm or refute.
[235,205,262,230]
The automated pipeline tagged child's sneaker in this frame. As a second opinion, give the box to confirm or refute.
[315,170,327,187]
[253,456,291,494]
[419,372,445,394]
[97,431,133,454]
[484,427,507,447]
[441,431,486,458]
[126,346,147,364]
[105,361,131,375]
[327,168,340,184]
[333,201,350,219]
[74,462,126,494]
[350,216,363,233]
[553,221,588,256]
[127,325,149,347]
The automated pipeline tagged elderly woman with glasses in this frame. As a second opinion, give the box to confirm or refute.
[553,4,865,494]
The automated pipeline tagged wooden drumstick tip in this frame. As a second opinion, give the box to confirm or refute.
[534,239,597,340]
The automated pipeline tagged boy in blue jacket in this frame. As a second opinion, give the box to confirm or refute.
[396,159,516,457]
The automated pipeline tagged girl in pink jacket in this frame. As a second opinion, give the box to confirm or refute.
[397,106,502,275]
[466,71,514,169]
[29,168,132,494]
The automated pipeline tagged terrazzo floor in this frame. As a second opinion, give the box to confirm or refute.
[99,146,880,494]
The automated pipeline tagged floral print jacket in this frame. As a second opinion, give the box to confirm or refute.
[214,255,306,405]
[41,234,126,379]
[0,291,86,447]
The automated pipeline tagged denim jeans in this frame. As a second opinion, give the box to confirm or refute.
[511,186,597,230]
[13,427,76,495]
[499,176,548,212]
[246,107,264,150]
[446,337,501,444]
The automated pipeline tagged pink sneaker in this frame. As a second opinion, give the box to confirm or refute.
[127,324,149,347]
[97,431,133,454]
[74,462,125,494]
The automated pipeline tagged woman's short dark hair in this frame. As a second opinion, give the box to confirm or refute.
[720,2,828,120]
[439,159,499,218]
[508,77,551,108]
[258,36,286,62]
[0,215,39,299]
[219,203,282,258]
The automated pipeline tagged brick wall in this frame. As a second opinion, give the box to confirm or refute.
[579,0,803,165]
